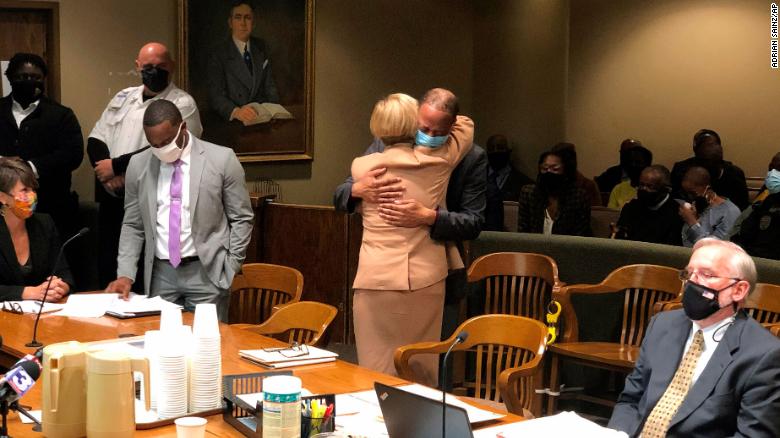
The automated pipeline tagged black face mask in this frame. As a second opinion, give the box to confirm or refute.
[11,79,44,107]
[141,66,169,93]
[682,280,736,321]
[637,189,666,207]
[538,172,566,193]
[488,152,510,171]
[683,191,709,214]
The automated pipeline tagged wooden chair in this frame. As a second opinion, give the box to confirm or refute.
[547,264,683,414]
[234,301,337,346]
[742,283,780,324]
[394,314,547,417]
[229,263,304,324]
[467,252,561,323]
[655,283,780,324]
[765,323,780,337]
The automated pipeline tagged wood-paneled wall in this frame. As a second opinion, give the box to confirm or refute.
[249,198,361,344]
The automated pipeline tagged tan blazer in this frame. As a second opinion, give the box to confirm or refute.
[351,116,474,291]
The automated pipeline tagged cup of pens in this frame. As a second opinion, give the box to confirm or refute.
[301,398,334,437]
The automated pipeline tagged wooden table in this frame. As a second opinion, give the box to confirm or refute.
[1,310,520,436]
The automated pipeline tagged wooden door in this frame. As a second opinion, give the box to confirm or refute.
[0,1,59,100]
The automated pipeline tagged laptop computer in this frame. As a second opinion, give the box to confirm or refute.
[374,382,474,438]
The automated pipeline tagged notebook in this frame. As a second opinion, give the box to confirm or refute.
[374,382,474,438]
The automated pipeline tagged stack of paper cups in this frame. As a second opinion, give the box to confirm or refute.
[156,337,188,418]
[143,330,162,411]
[189,303,222,411]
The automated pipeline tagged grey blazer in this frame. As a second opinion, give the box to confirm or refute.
[117,135,254,293]
[206,37,280,121]
[608,309,780,437]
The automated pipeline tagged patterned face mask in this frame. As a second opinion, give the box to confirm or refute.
[4,192,37,219]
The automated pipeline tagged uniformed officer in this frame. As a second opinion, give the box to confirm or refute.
[87,42,202,289]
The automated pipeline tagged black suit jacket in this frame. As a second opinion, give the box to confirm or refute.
[0,96,84,234]
[333,138,487,244]
[0,213,74,301]
[609,310,780,437]
[207,37,280,121]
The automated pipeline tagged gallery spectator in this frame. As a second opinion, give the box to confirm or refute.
[595,138,644,193]
[518,149,591,236]
[671,129,749,210]
[484,134,532,231]
[730,153,780,259]
[607,145,653,209]
[551,142,601,206]
[615,165,683,246]
[679,166,740,247]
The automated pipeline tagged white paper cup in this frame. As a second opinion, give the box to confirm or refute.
[175,417,207,438]
[160,303,183,334]
[193,303,219,338]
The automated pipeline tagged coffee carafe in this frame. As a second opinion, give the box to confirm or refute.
[85,350,150,438]
[42,341,87,438]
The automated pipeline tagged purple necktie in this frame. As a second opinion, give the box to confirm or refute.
[169,160,183,268]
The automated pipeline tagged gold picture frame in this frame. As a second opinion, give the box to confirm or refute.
[177,0,314,162]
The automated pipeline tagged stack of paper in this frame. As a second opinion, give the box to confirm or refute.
[57,293,179,318]
[473,411,629,437]
[238,345,338,368]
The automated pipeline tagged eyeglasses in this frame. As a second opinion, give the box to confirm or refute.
[678,269,741,283]
[263,342,309,358]
[2,302,23,314]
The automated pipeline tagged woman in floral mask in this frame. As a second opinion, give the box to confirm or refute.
[0,157,72,301]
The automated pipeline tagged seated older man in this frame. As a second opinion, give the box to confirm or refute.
[608,239,780,437]
[614,165,682,245]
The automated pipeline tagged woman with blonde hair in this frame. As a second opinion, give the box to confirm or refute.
[0,157,72,301]
[351,91,473,384]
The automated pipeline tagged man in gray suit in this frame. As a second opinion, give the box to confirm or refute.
[608,238,780,437]
[207,1,279,124]
[106,100,254,320]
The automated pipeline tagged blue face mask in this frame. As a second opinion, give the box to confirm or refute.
[415,130,448,148]
[766,169,780,194]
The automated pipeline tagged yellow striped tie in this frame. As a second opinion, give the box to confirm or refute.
[641,330,705,438]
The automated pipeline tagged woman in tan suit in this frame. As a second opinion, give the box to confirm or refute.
[351,93,473,385]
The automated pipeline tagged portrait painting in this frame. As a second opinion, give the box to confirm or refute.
[178,0,314,162]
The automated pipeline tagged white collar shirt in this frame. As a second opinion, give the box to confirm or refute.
[11,98,39,128]
[155,131,196,260]
[685,314,736,385]
[233,38,250,55]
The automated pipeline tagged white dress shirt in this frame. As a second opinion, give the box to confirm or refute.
[684,314,736,385]
[11,98,38,127]
[233,37,250,55]
[155,131,196,260]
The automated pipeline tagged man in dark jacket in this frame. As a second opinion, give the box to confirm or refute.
[671,129,749,210]
[0,53,83,237]
[334,88,486,344]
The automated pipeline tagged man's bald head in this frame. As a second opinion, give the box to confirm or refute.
[136,42,174,72]
[420,88,458,119]
[683,166,711,189]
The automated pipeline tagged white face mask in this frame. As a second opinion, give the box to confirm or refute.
[151,123,184,163]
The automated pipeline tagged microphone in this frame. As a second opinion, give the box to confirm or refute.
[27,227,89,348]
[0,354,42,404]
[441,330,469,438]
